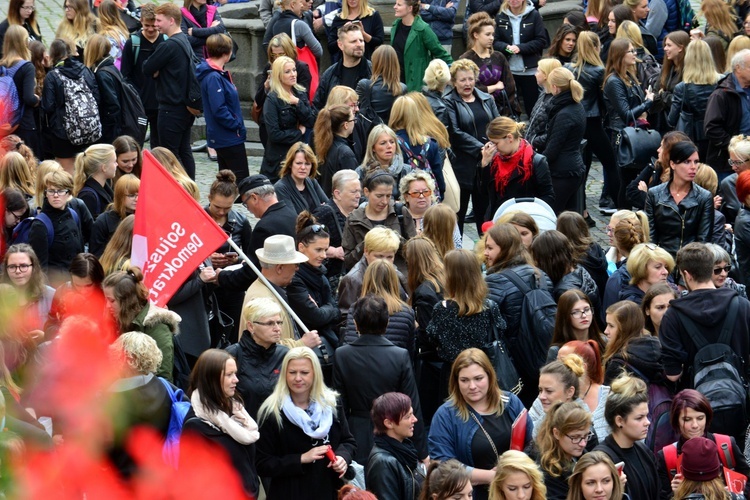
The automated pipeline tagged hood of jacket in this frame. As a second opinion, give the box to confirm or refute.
[56,57,88,79]
[141,303,181,335]
[667,287,740,329]
[502,0,534,18]
[623,335,663,381]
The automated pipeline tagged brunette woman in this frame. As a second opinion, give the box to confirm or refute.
[566,31,619,215]
[327,0,383,60]
[667,40,720,161]
[557,211,608,299]
[566,451,624,500]
[89,174,139,256]
[183,349,260,497]
[445,58,499,233]
[493,0,548,116]
[700,0,739,50]
[0,26,40,155]
[84,34,123,144]
[627,131,691,210]
[391,0,453,92]
[356,45,406,127]
[602,300,664,388]
[603,38,655,208]
[261,55,317,183]
[275,142,328,214]
[2,188,30,251]
[601,5,635,63]
[428,348,532,500]
[420,459,472,500]
[180,0,227,60]
[0,0,42,56]
[422,203,459,256]
[97,0,128,69]
[641,282,676,336]
[547,290,605,362]
[256,347,357,500]
[490,450,547,500]
[0,153,36,208]
[593,373,660,500]
[480,117,555,219]
[535,401,593,499]
[460,12,520,118]
[316,105,358,197]
[55,0,97,60]
[652,31,689,134]
[405,237,445,353]
[547,24,579,64]
[483,223,554,406]
[113,135,142,184]
[645,141,714,257]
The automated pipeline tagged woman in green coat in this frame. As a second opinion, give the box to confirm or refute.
[392,0,453,92]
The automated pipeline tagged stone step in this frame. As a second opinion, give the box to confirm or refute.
[191,118,261,143]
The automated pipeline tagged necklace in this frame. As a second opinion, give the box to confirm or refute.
[583,382,593,398]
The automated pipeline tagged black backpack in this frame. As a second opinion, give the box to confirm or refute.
[98,65,147,144]
[500,269,556,380]
[678,295,747,440]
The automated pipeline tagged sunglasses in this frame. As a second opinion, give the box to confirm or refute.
[713,265,731,275]
[408,189,432,199]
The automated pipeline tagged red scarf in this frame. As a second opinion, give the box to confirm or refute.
[490,138,535,197]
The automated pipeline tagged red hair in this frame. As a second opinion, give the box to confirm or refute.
[737,170,750,206]
[562,340,604,384]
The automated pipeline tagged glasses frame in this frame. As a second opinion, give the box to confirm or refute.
[7,263,32,273]
[570,307,593,318]
[408,189,432,199]
[566,431,595,444]
[728,158,748,168]
[45,189,70,197]
[713,265,732,275]
[253,320,284,327]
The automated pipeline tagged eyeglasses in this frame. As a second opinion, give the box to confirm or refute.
[7,264,32,272]
[570,307,593,318]
[347,117,357,123]
[408,189,432,199]
[728,158,748,167]
[126,193,139,199]
[713,265,731,275]
[6,210,25,222]
[21,5,34,10]
[744,21,750,26]
[253,320,284,327]
[241,193,252,205]
[627,49,638,54]
[64,4,73,9]
[46,189,70,197]
[566,432,595,444]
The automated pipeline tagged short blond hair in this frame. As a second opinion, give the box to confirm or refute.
[364,226,400,254]
[693,163,718,195]
[114,331,163,375]
[450,58,480,81]
[627,243,675,284]
[242,297,283,326]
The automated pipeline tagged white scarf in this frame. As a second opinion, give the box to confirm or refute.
[191,390,260,445]
[281,395,333,440]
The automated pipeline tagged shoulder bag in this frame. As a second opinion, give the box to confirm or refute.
[615,110,661,169]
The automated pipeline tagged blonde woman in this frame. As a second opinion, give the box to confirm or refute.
[99,214,134,274]
[72,143,116,220]
[256,347,356,500]
[97,0,128,69]
[150,147,200,201]
[274,142,327,215]
[0,25,39,152]
[89,174,139,257]
[667,40,720,160]
[0,152,36,203]
[621,0,657,54]
[489,450,547,500]
[327,0,383,59]
[423,203,459,257]
[357,124,408,200]
[261,55,316,183]
[84,34,123,144]
[400,170,438,234]
[422,58,451,122]
[55,0,97,57]
[700,0,739,49]
[726,35,750,72]
[722,134,750,224]
[525,57,562,151]
[325,85,365,162]
[566,451,624,500]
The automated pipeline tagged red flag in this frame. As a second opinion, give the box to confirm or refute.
[131,150,227,306]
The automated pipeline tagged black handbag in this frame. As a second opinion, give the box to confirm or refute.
[615,112,661,169]
[486,314,523,395]
[207,292,235,349]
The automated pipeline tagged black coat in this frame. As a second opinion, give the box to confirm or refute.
[41,57,100,142]
[666,82,715,141]
[422,87,450,126]
[231,333,289,419]
[216,201,297,292]
[90,209,124,257]
[319,136,359,197]
[78,176,114,221]
[493,7,548,71]
[256,404,357,500]
[92,57,121,143]
[313,58,372,111]
[342,304,416,358]
[274,175,328,214]
[603,73,653,132]
[261,89,317,182]
[736,205,750,285]
[553,266,601,315]
[487,152,555,219]
[313,199,348,281]
[255,60,312,146]
[595,434,659,500]
[645,181,714,256]
[366,443,419,500]
[333,335,426,463]
[566,62,604,118]
[445,87,500,189]
[579,243,608,303]
[286,262,341,348]
[705,73,742,173]
[356,77,407,125]
[29,200,87,273]
[627,161,666,210]
[539,90,586,178]
[413,280,443,353]
[604,335,664,386]
[182,408,259,497]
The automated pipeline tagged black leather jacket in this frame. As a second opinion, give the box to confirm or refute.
[645,181,714,256]
[666,82,716,137]
[493,7,548,71]
[735,205,750,285]
[366,445,418,500]
[356,77,407,125]
[320,136,359,196]
[603,73,653,131]
[286,262,341,348]
[313,58,372,110]
[565,62,604,118]
[445,87,499,188]
[422,87,450,127]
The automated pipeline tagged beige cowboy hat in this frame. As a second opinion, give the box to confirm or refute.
[255,235,309,265]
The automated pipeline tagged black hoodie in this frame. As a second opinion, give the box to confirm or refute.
[658,287,750,380]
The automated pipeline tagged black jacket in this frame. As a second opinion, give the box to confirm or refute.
[666,82,715,141]
[566,62,604,118]
[488,152,555,217]
[705,73,742,173]
[9,60,38,131]
[526,91,553,149]
[182,409,259,497]
[180,4,225,60]
[366,443,419,500]
[78,176,113,221]
[645,181,714,256]
[554,265,601,315]
[28,200,86,273]
[260,89,317,181]
[356,77,407,125]
[627,161,666,210]
[231,333,289,419]
[343,304,416,358]
[286,262,341,348]
[90,209,125,257]
[595,434,659,500]
[274,175,328,214]
[603,73,653,132]
[493,7,548,71]
[92,57,121,143]
[579,243,608,302]
[540,90,586,178]
[41,57,100,141]
[254,60,312,146]
[445,87,500,189]
[604,335,664,385]
[319,136,359,196]
[736,205,750,285]
[720,173,740,225]
[413,280,443,353]
[422,87,450,126]
[313,58,372,111]
[216,201,297,292]
[333,335,426,463]
[313,199,348,280]
[142,32,195,110]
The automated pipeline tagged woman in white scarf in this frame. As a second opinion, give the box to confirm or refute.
[256,347,357,500]
[182,349,260,496]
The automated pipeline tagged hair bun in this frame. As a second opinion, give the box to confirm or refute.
[216,169,236,184]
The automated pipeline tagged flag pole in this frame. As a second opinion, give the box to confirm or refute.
[225,238,310,334]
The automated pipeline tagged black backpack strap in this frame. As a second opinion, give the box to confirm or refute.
[677,295,739,349]
[500,268,533,294]
[718,295,740,346]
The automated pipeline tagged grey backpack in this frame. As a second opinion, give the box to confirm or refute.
[57,70,101,145]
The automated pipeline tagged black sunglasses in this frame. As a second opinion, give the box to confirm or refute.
[713,265,731,275]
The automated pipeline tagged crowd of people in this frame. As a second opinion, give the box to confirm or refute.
[5,0,750,497]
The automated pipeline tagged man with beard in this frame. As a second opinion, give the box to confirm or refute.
[313,22,371,109]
